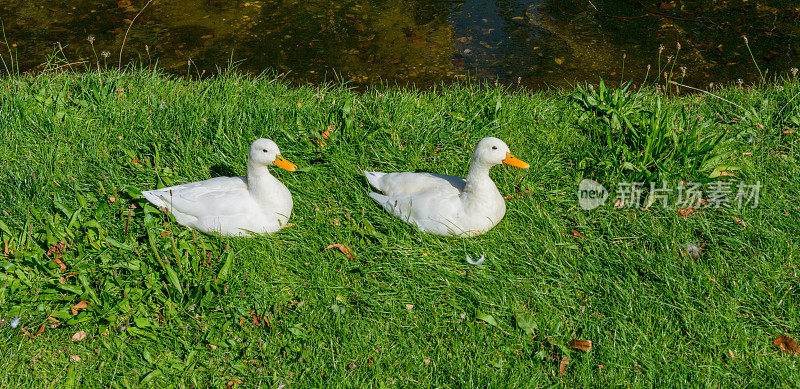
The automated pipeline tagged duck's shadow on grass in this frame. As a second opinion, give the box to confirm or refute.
[209,164,238,177]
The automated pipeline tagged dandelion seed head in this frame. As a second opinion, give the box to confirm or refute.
[100,50,110,58]
[87,35,95,44]
[658,44,665,53]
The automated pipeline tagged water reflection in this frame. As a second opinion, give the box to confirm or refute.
[2,0,799,88]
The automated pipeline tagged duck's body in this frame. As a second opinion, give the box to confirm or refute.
[142,139,296,237]
[365,137,528,237]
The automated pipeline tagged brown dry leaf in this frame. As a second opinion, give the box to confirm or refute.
[322,126,333,139]
[108,196,116,203]
[783,129,795,135]
[226,380,243,389]
[35,323,45,337]
[131,157,141,165]
[773,335,799,354]
[676,206,694,218]
[207,344,217,350]
[69,355,81,362]
[424,358,431,365]
[251,312,263,327]
[732,216,746,227]
[559,355,569,377]
[754,122,765,129]
[117,0,131,8]
[571,229,583,239]
[568,339,593,353]
[54,257,67,272]
[727,349,736,359]
[325,244,354,259]
[71,301,90,315]
[72,331,87,342]
[405,304,414,310]
[3,240,9,256]
[47,316,60,328]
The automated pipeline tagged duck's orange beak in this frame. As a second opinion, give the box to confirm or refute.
[273,155,297,172]
[502,153,529,169]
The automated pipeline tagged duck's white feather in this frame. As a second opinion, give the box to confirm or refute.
[364,137,526,237]
[141,139,294,237]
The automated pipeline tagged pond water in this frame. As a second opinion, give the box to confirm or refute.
[3,0,799,88]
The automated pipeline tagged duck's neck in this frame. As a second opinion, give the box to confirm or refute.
[461,161,500,201]
[247,164,279,198]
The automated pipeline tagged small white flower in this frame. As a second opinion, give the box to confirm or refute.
[9,317,21,328]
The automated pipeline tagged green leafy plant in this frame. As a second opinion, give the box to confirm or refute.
[571,80,727,182]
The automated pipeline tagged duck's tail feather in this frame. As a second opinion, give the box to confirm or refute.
[363,171,385,190]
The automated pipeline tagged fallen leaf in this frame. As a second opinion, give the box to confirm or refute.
[109,196,116,203]
[571,229,583,239]
[251,312,263,327]
[322,126,332,139]
[774,335,799,354]
[405,304,414,310]
[732,216,746,227]
[676,206,694,218]
[71,301,90,315]
[515,312,536,335]
[783,129,794,135]
[131,157,141,165]
[35,323,45,337]
[754,122,765,129]
[54,257,66,271]
[559,356,569,377]
[47,316,60,328]
[207,344,217,350]
[325,244,354,259]
[69,355,81,362]
[226,380,243,389]
[476,312,500,328]
[727,349,736,359]
[424,358,431,365]
[568,339,593,353]
[72,331,87,342]
[117,0,131,8]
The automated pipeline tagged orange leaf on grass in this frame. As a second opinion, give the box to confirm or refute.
[72,330,87,342]
[733,216,746,227]
[325,244,355,259]
[774,335,799,354]
[71,301,90,315]
[559,356,569,377]
[35,324,45,337]
[676,206,694,218]
[568,339,593,353]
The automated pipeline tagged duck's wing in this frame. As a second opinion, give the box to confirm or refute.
[364,171,465,197]
[142,176,251,219]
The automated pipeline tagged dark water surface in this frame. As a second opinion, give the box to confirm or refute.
[3,0,799,88]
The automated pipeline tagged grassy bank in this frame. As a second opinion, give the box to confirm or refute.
[0,70,799,387]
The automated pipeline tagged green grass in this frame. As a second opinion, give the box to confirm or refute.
[0,69,799,387]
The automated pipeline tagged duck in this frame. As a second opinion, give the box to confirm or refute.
[364,137,529,237]
[142,138,297,237]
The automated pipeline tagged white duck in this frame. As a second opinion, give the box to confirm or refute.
[142,138,296,237]
[364,137,529,237]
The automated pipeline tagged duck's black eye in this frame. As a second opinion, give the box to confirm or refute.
[262,149,268,153]
[492,146,498,150]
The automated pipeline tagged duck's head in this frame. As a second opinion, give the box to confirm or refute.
[249,138,297,171]
[472,137,529,169]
